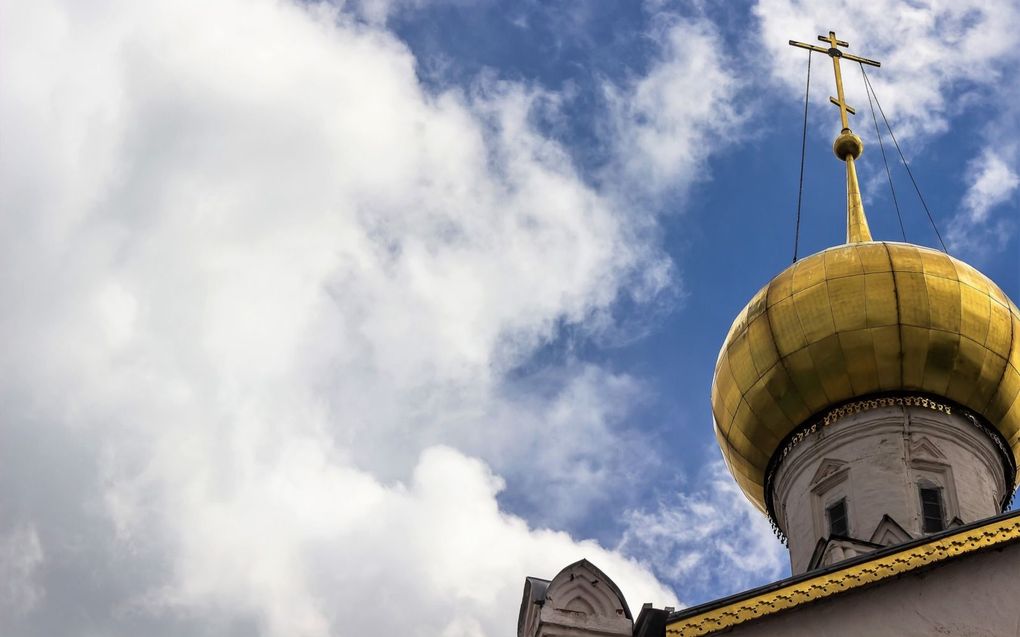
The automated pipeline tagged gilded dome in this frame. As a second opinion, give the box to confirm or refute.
[711,241,1020,512]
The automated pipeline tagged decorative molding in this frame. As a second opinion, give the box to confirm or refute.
[809,536,882,570]
[869,515,913,546]
[911,460,959,530]
[809,461,852,543]
[780,397,952,469]
[761,393,1018,543]
[665,514,1020,637]
[910,436,947,461]
[808,458,848,489]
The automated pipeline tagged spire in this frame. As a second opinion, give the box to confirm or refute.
[790,31,881,243]
[844,149,871,241]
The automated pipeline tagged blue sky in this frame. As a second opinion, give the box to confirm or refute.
[397,0,1020,596]
[1,0,1018,635]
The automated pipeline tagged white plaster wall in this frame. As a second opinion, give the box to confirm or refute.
[772,405,1007,573]
[718,539,1020,637]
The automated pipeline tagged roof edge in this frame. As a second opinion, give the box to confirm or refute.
[665,508,1020,637]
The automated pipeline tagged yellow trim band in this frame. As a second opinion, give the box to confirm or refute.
[666,514,1020,636]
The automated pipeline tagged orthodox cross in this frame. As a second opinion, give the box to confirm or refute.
[789,31,880,132]
[789,30,882,244]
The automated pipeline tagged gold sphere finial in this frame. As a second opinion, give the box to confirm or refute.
[833,130,863,161]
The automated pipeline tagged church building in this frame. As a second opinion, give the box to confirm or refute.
[517,31,1020,637]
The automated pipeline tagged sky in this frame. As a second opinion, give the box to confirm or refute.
[1,0,1018,635]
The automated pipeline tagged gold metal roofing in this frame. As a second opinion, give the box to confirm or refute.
[712,242,1020,511]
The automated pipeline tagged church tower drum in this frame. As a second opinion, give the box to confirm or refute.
[711,32,1020,574]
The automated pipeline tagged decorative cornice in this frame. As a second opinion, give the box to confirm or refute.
[780,396,952,467]
[665,512,1020,637]
[761,393,1017,542]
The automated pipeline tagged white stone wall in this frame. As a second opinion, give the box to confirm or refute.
[771,404,1008,573]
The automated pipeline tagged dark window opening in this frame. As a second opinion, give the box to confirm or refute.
[920,486,944,533]
[826,499,848,536]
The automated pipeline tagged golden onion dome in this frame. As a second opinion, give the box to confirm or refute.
[715,30,1020,514]
[711,241,1020,512]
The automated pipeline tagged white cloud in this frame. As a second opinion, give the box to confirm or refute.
[754,0,1019,140]
[617,459,787,604]
[607,17,742,201]
[0,0,745,634]
[754,0,1020,253]
[113,445,677,635]
[944,148,1019,255]
[961,150,1019,224]
[0,525,44,615]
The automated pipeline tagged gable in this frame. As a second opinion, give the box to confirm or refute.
[910,436,947,461]
[869,515,913,546]
[519,559,633,637]
[545,560,630,620]
[809,458,848,490]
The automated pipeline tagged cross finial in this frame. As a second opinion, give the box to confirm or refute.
[789,31,881,133]
[788,30,882,244]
